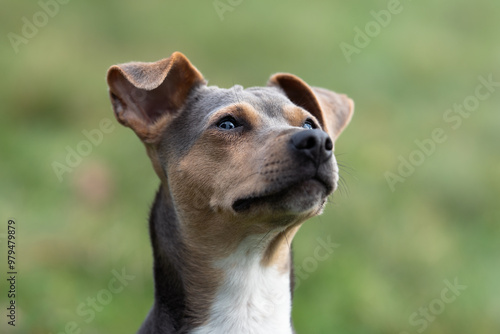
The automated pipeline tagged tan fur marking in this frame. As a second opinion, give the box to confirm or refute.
[206,102,262,129]
[282,105,323,130]
[261,224,301,272]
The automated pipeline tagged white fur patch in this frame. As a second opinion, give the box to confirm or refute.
[190,235,293,334]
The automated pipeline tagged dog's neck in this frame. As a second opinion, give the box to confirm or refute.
[141,186,297,334]
[191,234,294,334]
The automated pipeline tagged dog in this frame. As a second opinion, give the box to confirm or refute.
[106,52,353,334]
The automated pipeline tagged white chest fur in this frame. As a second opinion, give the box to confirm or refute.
[190,236,293,334]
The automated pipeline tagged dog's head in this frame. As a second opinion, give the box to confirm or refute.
[107,52,353,243]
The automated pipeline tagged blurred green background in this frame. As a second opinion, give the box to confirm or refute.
[1,0,499,333]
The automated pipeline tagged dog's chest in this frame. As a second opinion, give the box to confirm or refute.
[190,238,293,334]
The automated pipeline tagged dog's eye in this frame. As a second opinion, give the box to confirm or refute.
[217,116,239,130]
[302,119,316,130]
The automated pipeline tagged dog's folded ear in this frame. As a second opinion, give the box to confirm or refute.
[268,73,354,140]
[107,52,206,144]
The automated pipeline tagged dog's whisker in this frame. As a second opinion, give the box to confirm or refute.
[336,175,349,197]
[337,161,355,171]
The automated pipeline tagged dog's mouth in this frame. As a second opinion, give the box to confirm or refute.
[232,175,333,213]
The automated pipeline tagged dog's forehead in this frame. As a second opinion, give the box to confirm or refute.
[194,84,293,118]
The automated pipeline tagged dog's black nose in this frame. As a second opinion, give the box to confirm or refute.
[290,129,332,165]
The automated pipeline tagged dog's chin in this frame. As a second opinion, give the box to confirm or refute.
[232,178,332,217]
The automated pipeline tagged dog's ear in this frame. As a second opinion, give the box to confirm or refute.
[107,52,205,144]
[268,73,354,140]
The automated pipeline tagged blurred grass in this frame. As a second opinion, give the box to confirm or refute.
[1,0,500,333]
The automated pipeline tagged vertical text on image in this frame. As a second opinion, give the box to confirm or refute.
[6,218,17,327]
